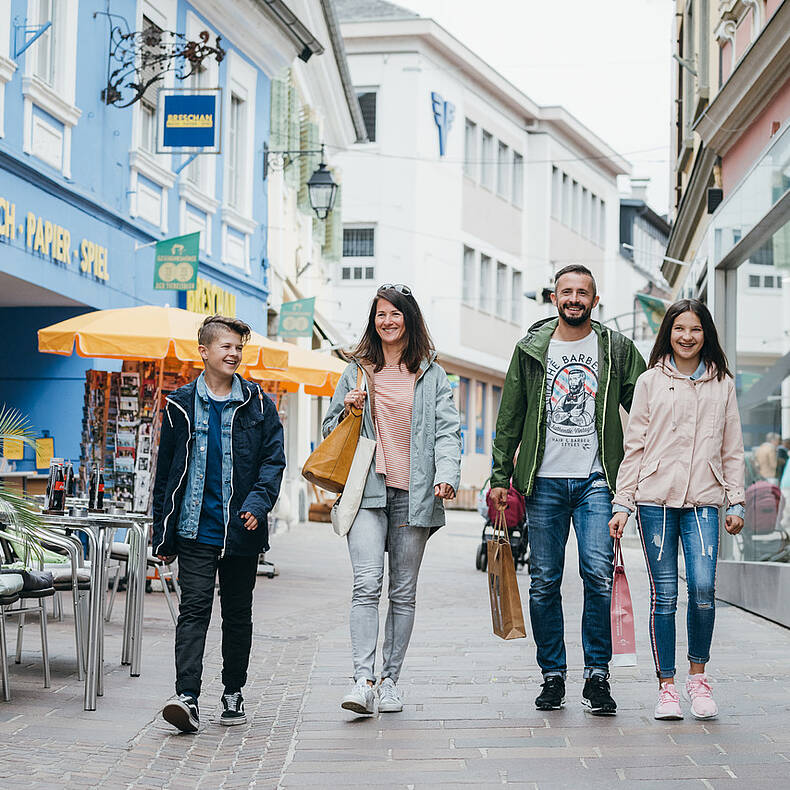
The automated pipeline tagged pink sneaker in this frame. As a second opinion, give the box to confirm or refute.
[654,682,683,720]
[684,673,718,720]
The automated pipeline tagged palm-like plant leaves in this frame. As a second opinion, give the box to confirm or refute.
[0,406,43,564]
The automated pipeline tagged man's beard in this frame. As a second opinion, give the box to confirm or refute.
[558,302,592,327]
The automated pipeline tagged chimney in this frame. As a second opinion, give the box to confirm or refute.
[630,177,650,203]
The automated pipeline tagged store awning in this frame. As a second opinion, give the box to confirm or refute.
[37,305,290,369]
[248,346,348,396]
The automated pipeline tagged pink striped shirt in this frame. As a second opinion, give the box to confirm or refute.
[374,364,415,490]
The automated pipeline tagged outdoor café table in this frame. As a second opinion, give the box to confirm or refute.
[39,512,129,711]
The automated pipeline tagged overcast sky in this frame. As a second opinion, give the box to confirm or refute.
[397,0,673,215]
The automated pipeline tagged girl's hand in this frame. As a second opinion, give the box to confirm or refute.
[434,483,455,500]
[609,511,629,538]
[725,514,744,535]
[343,389,366,410]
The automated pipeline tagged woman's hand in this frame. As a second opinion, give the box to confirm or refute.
[725,514,744,535]
[344,389,366,410]
[609,511,629,539]
[434,483,455,500]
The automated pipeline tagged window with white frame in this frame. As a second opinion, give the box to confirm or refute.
[357,90,376,142]
[226,94,244,209]
[551,166,561,219]
[581,187,590,238]
[33,0,58,86]
[479,254,491,311]
[138,16,162,154]
[571,180,581,234]
[342,227,375,281]
[562,173,572,225]
[511,270,523,324]
[464,119,477,179]
[512,151,523,207]
[591,196,600,245]
[463,246,475,305]
[480,130,493,190]
[599,199,606,247]
[496,261,507,313]
[497,142,509,198]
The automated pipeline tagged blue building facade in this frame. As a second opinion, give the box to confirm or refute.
[0,1,275,472]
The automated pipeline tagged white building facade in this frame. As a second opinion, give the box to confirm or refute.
[332,0,629,500]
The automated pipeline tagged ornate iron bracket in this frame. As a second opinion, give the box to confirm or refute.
[97,14,226,108]
[263,142,325,180]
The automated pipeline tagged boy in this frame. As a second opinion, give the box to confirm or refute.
[152,315,285,732]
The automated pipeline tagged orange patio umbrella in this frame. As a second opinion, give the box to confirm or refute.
[37,305,290,369]
[248,345,348,396]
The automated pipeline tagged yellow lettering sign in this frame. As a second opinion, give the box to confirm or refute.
[186,277,236,317]
[0,197,16,240]
[165,113,213,128]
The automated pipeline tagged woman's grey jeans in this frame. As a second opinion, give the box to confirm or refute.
[346,487,430,684]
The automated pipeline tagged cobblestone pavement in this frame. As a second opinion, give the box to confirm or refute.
[1,511,789,789]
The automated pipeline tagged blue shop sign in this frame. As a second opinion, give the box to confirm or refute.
[163,94,217,148]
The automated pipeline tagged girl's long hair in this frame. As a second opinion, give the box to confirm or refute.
[352,287,435,373]
[648,298,732,381]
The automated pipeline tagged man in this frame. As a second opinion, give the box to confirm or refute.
[153,315,285,733]
[490,264,645,715]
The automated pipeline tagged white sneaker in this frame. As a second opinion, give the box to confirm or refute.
[341,678,376,715]
[377,677,403,712]
[654,682,683,720]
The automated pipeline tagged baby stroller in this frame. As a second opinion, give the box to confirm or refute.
[475,483,530,572]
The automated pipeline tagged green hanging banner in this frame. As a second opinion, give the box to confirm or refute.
[636,293,669,334]
[278,298,315,338]
[153,232,200,291]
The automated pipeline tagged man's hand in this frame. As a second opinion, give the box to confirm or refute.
[434,483,455,500]
[157,554,176,564]
[609,512,629,539]
[240,511,258,531]
[489,487,508,510]
[725,514,744,535]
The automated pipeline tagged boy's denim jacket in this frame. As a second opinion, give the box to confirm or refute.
[176,372,244,539]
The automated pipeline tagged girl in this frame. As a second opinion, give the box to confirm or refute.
[609,299,745,721]
[323,284,461,715]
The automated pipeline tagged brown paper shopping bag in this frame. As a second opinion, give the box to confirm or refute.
[487,507,526,640]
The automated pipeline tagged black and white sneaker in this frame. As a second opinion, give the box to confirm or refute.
[220,690,247,726]
[582,675,617,715]
[162,694,200,733]
[535,676,565,710]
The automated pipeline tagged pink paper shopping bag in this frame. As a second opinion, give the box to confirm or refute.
[610,538,637,666]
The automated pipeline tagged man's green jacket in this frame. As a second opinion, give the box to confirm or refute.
[491,317,646,496]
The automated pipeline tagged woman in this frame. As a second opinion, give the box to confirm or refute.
[609,299,745,721]
[323,284,461,716]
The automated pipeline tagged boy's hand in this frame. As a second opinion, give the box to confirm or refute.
[157,555,176,564]
[240,511,258,530]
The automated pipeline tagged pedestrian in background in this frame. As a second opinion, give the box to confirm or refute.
[754,432,781,483]
[491,264,645,715]
[609,299,745,721]
[153,315,285,733]
[323,284,461,716]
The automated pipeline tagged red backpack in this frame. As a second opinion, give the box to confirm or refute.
[745,481,783,535]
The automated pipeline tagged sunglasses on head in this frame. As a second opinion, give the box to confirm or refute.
[377,283,412,296]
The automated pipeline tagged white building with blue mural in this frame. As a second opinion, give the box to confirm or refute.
[0,0,359,483]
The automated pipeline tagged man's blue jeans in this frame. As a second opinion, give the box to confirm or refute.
[525,472,614,678]
[637,505,718,679]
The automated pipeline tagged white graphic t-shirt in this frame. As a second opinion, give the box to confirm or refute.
[536,330,603,479]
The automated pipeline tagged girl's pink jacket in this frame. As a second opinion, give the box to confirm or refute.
[613,360,745,511]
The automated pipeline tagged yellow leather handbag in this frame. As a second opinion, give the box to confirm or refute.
[302,368,365,493]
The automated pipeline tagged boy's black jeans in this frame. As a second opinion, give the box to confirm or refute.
[174,536,258,698]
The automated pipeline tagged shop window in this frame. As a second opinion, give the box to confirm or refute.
[512,152,523,207]
[357,90,377,142]
[475,380,486,454]
[464,119,477,179]
[463,246,475,306]
[497,141,509,198]
[457,377,469,454]
[480,130,493,190]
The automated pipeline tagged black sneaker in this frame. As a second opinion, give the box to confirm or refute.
[582,675,617,715]
[162,694,200,733]
[535,676,565,710]
[220,690,247,726]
